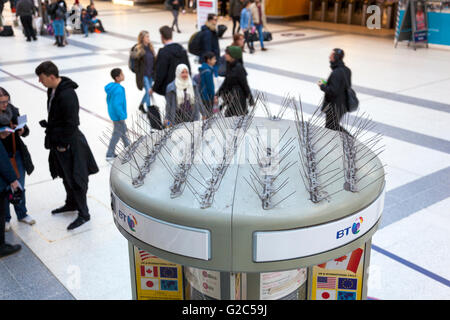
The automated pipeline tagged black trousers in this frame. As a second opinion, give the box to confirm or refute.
[232,16,240,35]
[20,15,36,40]
[244,30,254,51]
[325,105,350,135]
[0,192,8,246]
[53,150,90,219]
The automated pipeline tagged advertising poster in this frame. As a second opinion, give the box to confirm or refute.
[310,246,365,300]
[185,267,221,299]
[260,268,307,300]
[133,246,184,300]
[197,0,217,30]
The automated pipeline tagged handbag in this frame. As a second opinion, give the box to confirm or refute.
[263,31,272,42]
[147,105,163,130]
[342,70,359,112]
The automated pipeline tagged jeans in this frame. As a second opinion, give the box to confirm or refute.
[256,24,264,49]
[106,120,130,157]
[5,151,27,223]
[141,76,153,107]
[53,19,64,36]
[81,22,89,36]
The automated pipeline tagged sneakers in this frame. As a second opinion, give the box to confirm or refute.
[19,215,36,225]
[0,243,21,259]
[67,216,90,230]
[52,205,77,214]
[106,154,117,161]
[5,222,11,232]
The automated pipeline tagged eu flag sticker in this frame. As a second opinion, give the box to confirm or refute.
[160,267,178,279]
[337,291,357,300]
[338,277,357,290]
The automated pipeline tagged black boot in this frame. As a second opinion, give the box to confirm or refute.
[52,204,77,214]
[67,215,90,230]
[0,243,22,258]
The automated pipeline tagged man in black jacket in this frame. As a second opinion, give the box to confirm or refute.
[150,26,191,97]
[0,133,22,258]
[35,61,99,230]
[318,48,351,133]
[200,14,220,67]
[15,0,37,41]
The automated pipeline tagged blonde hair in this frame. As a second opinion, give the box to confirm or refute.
[136,31,156,57]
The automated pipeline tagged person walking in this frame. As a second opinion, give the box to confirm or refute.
[15,0,37,41]
[229,0,243,35]
[0,87,35,232]
[197,52,217,116]
[240,1,255,54]
[130,30,156,114]
[0,137,22,259]
[151,26,190,97]
[250,0,267,51]
[165,64,199,126]
[216,46,253,117]
[105,68,130,161]
[220,0,228,16]
[318,48,352,134]
[199,13,220,73]
[169,0,184,33]
[80,8,90,37]
[48,0,67,47]
[35,61,99,230]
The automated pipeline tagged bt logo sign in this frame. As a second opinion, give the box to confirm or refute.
[116,209,138,232]
[336,217,364,239]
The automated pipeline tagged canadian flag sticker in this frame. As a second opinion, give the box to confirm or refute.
[141,278,159,290]
[316,289,336,300]
[140,265,159,278]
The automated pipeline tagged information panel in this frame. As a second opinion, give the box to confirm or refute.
[134,246,184,300]
[197,0,217,30]
[310,246,365,300]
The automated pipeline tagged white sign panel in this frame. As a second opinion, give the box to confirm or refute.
[197,0,217,31]
[253,188,385,262]
[111,191,211,260]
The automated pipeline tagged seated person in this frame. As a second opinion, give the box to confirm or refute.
[86,3,105,32]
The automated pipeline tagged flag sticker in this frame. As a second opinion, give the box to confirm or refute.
[316,289,336,300]
[160,267,178,279]
[338,291,357,300]
[141,278,159,290]
[317,276,336,289]
[338,277,357,290]
[140,265,158,278]
[161,280,179,291]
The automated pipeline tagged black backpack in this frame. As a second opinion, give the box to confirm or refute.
[188,31,203,56]
[128,44,137,73]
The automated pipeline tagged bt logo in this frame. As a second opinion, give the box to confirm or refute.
[116,209,138,232]
[336,217,363,239]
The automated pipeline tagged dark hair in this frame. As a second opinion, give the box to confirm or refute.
[244,0,251,7]
[203,52,216,62]
[333,48,345,61]
[111,68,122,80]
[35,61,59,77]
[0,87,10,99]
[159,25,172,41]
[207,13,217,21]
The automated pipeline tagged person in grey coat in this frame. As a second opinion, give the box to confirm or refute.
[15,0,37,41]
[164,64,200,126]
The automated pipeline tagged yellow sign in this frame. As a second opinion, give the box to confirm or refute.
[311,246,365,300]
[134,246,184,300]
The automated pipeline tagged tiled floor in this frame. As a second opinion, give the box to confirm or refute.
[0,1,449,300]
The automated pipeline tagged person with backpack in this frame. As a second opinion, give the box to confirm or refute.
[165,64,199,126]
[151,26,190,98]
[199,14,220,67]
[15,0,37,41]
[216,46,253,117]
[48,0,67,47]
[318,48,352,133]
[130,30,156,115]
[240,1,255,54]
[196,52,217,117]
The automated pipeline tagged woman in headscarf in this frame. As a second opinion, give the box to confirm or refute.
[131,30,156,113]
[0,87,35,231]
[164,64,200,126]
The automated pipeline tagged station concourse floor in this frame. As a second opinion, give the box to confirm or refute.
[0,1,449,300]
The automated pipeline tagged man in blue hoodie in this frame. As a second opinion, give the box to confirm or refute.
[105,68,130,160]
